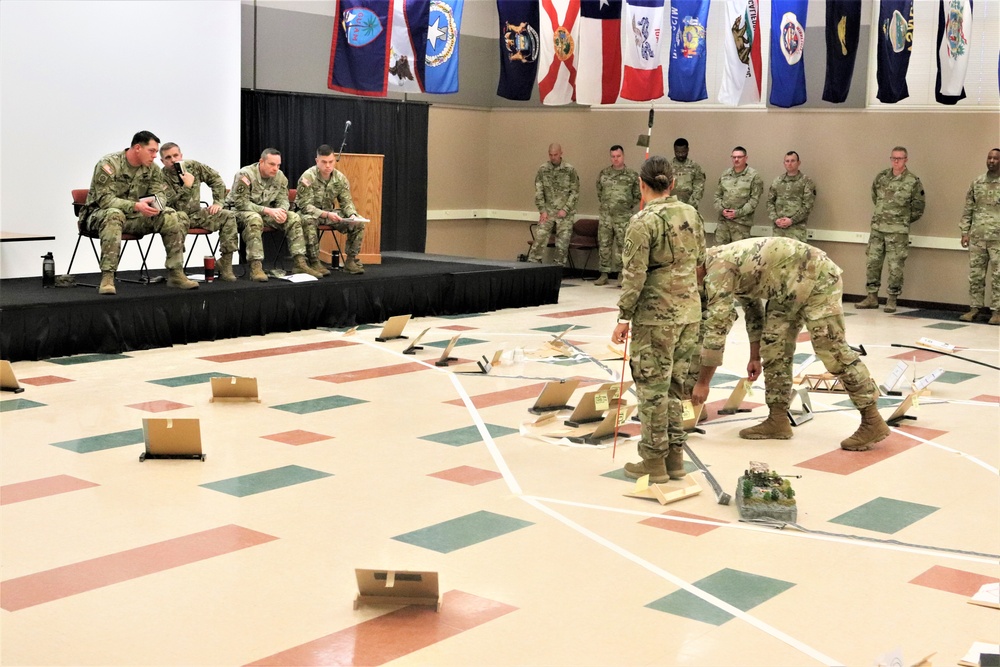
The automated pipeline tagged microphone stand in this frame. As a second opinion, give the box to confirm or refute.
[337,122,351,162]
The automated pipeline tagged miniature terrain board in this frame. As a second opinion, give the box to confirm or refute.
[354,568,440,611]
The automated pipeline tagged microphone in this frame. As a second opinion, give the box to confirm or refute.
[345,120,352,132]
[338,120,352,161]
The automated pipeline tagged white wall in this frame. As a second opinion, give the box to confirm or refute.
[0,0,242,278]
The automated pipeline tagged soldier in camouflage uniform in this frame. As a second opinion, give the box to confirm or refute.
[856,146,925,313]
[670,138,706,208]
[594,145,640,285]
[691,237,889,451]
[225,148,323,281]
[78,130,196,295]
[713,146,763,245]
[159,143,244,282]
[611,156,706,483]
[527,144,580,267]
[767,151,816,243]
[959,148,1000,325]
[296,145,366,275]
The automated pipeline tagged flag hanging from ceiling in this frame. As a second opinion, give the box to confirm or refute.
[876,0,914,104]
[329,0,393,96]
[425,0,464,93]
[769,0,808,108]
[537,0,581,105]
[821,0,861,103]
[497,0,541,100]
[388,0,429,92]
[576,0,623,105]
[620,0,666,102]
[935,0,972,105]
[667,0,709,102]
[718,0,761,106]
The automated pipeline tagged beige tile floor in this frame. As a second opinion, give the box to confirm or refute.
[1,277,998,667]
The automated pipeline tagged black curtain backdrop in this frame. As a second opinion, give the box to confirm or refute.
[240,89,429,253]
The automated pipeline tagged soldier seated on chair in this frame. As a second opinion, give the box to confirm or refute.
[159,142,248,282]
[295,144,367,275]
[78,130,195,295]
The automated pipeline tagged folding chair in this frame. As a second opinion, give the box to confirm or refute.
[316,221,346,268]
[182,206,220,270]
[567,218,599,274]
[67,188,152,284]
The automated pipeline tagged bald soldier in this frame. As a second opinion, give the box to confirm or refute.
[670,138,706,207]
[594,144,641,285]
[766,151,816,243]
[856,146,925,313]
[691,237,890,452]
[959,149,1000,325]
[713,145,763,244]
[527,143,580,268]
[225,148,324,281]
[78,130,196,295]
[159,142,244,282]
[296,144,367,275]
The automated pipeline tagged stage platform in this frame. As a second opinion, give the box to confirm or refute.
[0,252,562,362]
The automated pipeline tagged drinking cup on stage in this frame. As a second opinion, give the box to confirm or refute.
[204,256,215,282]
[330,250,341,270]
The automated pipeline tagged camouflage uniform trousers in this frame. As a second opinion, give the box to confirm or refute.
[236,210,304,261]
[597,212,629,273]
[772,224,807,243]
[90,208,187,272]
[865,230,910,296]
[180,208,240,255]
[967,237,1000,309]
[300,214,366,259]
[760,276,879,411]
[714,220,752,245]
[527,215,574,266]
[629,322,700,460]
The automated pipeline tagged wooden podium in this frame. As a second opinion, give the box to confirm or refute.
[321,152,383,265]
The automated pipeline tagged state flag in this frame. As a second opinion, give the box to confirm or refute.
[769,0,808,108]
[576,0,623,105]
[497,0,541,100]
[620,0,666,102]
[718,0,761,106]
[935,0,972,105]
[388,0,428,93]
[537,0,581,105]
[822,0,861,103]
[425,0,464,94]
[329,0,393,96]
[668,0,709,103]
[876,0,914,104]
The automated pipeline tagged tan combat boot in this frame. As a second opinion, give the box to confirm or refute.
[167,269,199,290]
[98,271,116,295]
[217,253,237,282]
[884,295,897,313]
[958,307,982,322]
[990,311,1000,326]
[594,272,609,286]
[309,258,331,277]
[665,446,686,480]
[344,256,365,274]
[739,404,793,440]
[248,260,268,282]
[855,293,879,309]
[841,404,890,451]
[623,457,670,484]
[292,255,325,278]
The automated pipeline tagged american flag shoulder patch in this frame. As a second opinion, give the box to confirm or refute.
[240,175,251,187]
[102,163,114,175]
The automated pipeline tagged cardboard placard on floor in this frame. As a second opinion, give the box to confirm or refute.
[376,314,411,342]
[0,360,24,393]
[354,568,440,611]
[623,474,702,505]
[718,379,752,414]
[528,379,581,414]
[140,418,205,462]
[210,376,260,403]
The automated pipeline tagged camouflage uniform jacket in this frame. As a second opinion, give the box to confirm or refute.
[767,172,816,225]
[701,237,843,367]
[960,172,1000,241]
[81,151,169,226]
[870,168,925,234]
[670,158,706,206]
[225,163,291,213]
[617,195,705,326]
[296,166,357,218]
[596,165,640,217]
[534,161,580,215]
[160,159,227,216]
[713,166,763,225]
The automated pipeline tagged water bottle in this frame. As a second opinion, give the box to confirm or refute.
[42,252,55,288]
